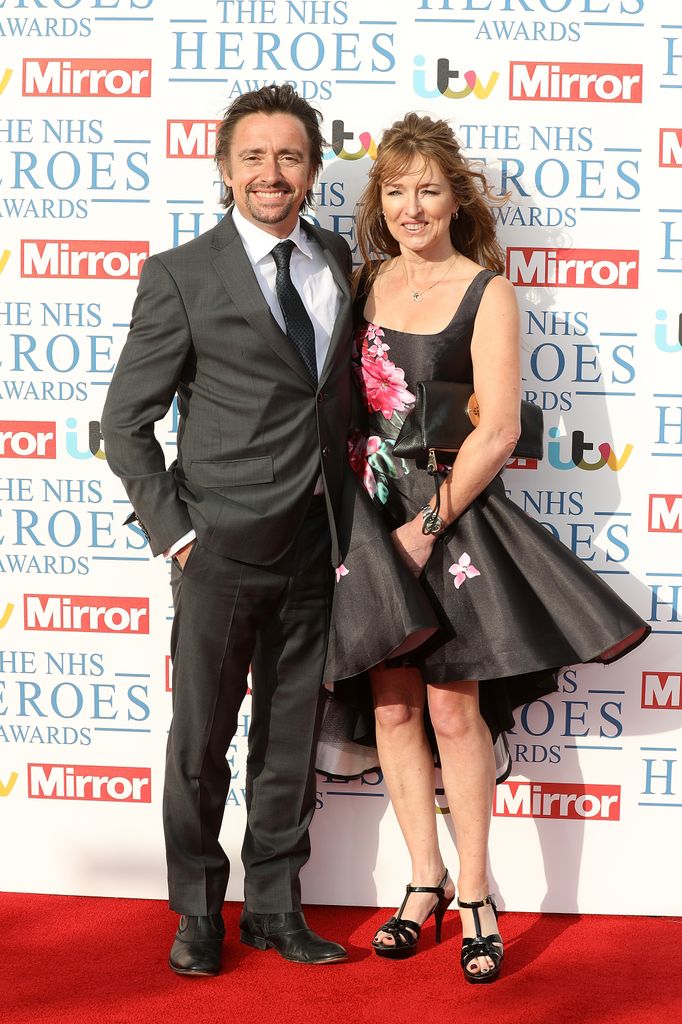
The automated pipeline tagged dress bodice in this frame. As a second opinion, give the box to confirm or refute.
[349,269,498,512]
[352,269,498,444]
[359,268,497,396]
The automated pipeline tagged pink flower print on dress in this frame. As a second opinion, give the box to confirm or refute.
[360,356,415,420]
[335,563,349,583]
[348,432,381,498]
[353,323,379,359]
[448,553,481,590]
[365,324,389,358]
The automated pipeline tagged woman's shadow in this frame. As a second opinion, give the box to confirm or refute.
[304,149,672,962]
[483,166,669,961]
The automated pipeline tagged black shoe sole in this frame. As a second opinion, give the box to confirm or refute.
[168,957,221,977]
[372,943,418,960]
[239,930,347,964]
[463,965,503,984]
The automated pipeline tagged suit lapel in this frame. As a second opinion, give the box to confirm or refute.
[210,212,352,390]
[210,212,314,386]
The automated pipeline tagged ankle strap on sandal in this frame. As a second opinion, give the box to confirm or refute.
[457,894,497,910]
[406,870,450,897]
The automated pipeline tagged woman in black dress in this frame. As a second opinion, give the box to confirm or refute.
[323,113,649,983]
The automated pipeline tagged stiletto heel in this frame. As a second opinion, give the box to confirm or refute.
[457,894,503,984]
[372,870,453,959]
[433,896,448,944]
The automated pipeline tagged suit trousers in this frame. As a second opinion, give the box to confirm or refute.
[163,496,332,915]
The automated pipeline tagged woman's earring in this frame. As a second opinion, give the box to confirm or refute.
[453,209,459,220]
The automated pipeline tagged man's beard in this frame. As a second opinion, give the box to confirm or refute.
[244,185,300,224]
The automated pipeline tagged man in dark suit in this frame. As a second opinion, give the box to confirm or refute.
[101,85,353,976]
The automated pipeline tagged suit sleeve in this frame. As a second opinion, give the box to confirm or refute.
[101,254,194,557]
[335,232,353,279]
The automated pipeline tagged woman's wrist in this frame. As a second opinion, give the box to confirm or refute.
[418,505,447,537]
[411,511,440,542]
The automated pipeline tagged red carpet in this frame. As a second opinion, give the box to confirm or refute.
[2,894,680,1024]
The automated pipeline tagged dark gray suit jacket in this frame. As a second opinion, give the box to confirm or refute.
[102,211,353,565]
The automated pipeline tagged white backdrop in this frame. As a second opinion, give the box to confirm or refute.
[0,0,680,916]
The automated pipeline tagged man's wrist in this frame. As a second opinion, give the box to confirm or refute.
[165,530,196,560]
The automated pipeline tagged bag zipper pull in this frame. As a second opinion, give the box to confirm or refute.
[427,448,437,475]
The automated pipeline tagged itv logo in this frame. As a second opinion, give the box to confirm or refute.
[413,55,498,99]
[0,771,19,798]
[323,121,378,161]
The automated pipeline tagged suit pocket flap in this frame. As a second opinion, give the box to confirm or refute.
[190,456,274,488]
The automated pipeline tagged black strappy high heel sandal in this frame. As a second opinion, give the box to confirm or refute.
[457,894,504,983]
[371,871,453,960]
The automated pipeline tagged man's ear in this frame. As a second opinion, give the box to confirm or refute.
[221,160,233,187]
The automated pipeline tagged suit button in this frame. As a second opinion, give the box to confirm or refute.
[317,391,325,403]
[322,446,330,457]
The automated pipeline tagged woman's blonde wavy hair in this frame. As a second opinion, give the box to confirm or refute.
[355,112,507,288]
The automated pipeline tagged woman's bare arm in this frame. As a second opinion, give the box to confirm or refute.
[391,275,521,576]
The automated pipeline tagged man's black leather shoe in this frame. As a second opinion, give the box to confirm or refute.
[169,914,225,976]
[239,910,347,964]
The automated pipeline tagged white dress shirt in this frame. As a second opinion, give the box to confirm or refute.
[166,207,341,558]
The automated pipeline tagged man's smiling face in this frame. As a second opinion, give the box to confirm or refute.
[222,112,315,238]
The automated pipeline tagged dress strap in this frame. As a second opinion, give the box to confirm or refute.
[459,268,500,320]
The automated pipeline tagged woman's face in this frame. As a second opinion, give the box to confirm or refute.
[380,156,458,256]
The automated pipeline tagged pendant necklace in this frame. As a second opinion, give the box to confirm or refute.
[401,252,458,303]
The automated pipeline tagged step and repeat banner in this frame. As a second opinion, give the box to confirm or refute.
[0,0,680,916]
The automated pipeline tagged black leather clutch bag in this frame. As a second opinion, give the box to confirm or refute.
[393,381,544,465]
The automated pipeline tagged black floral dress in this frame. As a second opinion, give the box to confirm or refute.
[318,270,649,777]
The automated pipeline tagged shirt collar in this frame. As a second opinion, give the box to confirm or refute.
[231,205,313,265]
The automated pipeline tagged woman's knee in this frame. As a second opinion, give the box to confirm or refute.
[374,700,421,732]
[371,665,424,733]
[428,688,484,742]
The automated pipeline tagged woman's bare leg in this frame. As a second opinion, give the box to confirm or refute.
[371,665,455,946]
[428,681,501,976]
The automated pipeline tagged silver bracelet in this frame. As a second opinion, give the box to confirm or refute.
[420,505,445,536]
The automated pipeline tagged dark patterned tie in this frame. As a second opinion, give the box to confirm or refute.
[271,240,318,383]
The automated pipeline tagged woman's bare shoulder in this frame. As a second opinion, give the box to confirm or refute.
[480,271,517,308]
